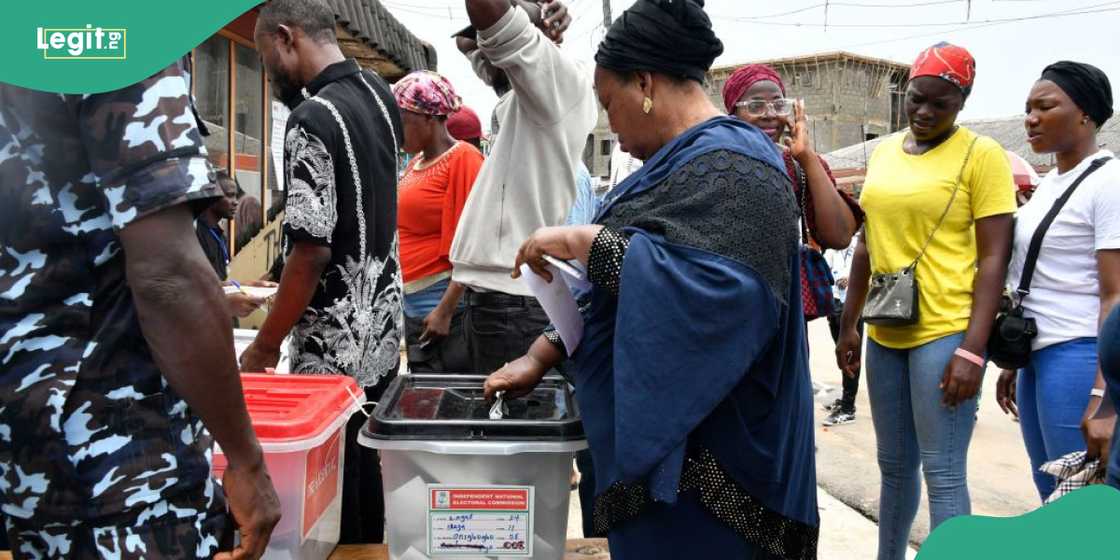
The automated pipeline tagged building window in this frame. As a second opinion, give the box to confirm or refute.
[234,43,265,251]
[194,35,230,174]
[193,32,275,256]
[600,139,611,156]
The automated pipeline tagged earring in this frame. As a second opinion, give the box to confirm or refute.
[642,97,653,115]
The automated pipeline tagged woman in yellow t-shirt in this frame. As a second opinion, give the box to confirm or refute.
[834,43,1016,560]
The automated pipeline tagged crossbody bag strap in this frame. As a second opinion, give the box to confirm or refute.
[908,135,980,270]
[794,159,811,244]
[1016,156,1112,296]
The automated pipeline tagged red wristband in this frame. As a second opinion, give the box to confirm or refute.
[954,348,985,368]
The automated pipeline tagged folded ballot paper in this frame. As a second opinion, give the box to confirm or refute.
[222,285,279,299]
[519,256,590,356]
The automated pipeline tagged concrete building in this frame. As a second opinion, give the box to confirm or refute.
[707,51,911,154]
[582,109,614,179]
[583,51,911,181]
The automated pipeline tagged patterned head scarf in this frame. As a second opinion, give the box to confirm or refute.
[721,64,786,113]
[392,71,462,117]
[910,42,976,97]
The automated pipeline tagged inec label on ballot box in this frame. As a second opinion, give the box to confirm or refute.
[427,485,534,556]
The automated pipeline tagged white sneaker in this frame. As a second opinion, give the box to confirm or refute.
[823,409,856,426]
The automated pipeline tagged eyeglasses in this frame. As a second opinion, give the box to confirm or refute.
[734,98,795,117]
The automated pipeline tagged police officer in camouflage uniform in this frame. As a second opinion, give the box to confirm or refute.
[0,58,280,558]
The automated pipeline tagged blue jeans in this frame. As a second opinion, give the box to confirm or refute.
[1016,337,1098,501]
[403,277,452,319]
[866,332,976,560]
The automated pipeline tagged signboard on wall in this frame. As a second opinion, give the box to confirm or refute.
[271,100,290,191]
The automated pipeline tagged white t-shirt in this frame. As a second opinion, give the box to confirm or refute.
[1007,150,1120,351]
[825,233,859,302]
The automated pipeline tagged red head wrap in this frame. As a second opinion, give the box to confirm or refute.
[910,42,976,94]
[721,64,786,114]
[447,106,483,142]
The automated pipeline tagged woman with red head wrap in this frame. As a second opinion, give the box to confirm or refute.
[722,64,862,249]
[835,42,1015,560]
[447,106,485,150]
[723,63,866,425]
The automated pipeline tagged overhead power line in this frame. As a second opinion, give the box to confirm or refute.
[711,0,966,21]
[834,2,1120,48]
[710,2,1120,29]
[382,1,466,14]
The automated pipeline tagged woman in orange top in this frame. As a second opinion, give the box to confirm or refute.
[394,71,485,372]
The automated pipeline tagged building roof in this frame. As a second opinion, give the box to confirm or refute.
[331,0,436,79]
[823,115,1120,170]
[710,50,910,76]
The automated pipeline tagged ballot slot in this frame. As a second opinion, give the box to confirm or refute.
[360,374,586,560]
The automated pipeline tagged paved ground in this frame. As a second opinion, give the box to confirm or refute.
[565,487,916,558]
[556,320,1041,557]
[805,319,1041,551]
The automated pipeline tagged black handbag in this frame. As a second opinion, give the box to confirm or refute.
[862,137,978,326]
[989,157,1112,369]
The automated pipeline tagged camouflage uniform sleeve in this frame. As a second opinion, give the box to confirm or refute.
[281,109,338,247]
[78,57,221,231]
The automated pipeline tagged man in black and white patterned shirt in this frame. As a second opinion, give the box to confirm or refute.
[241,0,404,544]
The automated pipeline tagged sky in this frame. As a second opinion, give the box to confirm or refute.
[382,0,1120,135]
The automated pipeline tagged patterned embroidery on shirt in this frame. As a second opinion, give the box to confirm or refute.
[289,236,403,388]
[283,126,337,243]
[355,73,400,174]
[285,79,402,388]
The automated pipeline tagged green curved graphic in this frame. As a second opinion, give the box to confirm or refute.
[2,1,259,93]
[917,485,1120,559]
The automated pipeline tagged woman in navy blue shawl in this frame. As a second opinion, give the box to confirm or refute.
[484,1,819,558]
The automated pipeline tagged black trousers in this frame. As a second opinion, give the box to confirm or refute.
[463,290,551,375]
[827,299,864,411]
[404,309,471,373]
[339,373,396,544]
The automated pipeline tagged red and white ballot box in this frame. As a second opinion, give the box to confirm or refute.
[213,374,364,560]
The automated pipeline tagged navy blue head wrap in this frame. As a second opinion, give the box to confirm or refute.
[1041,61,1114,127]
[594,0,724,83]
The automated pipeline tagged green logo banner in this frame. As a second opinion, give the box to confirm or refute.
[3,1,260,93]
[917,485,1120,558]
